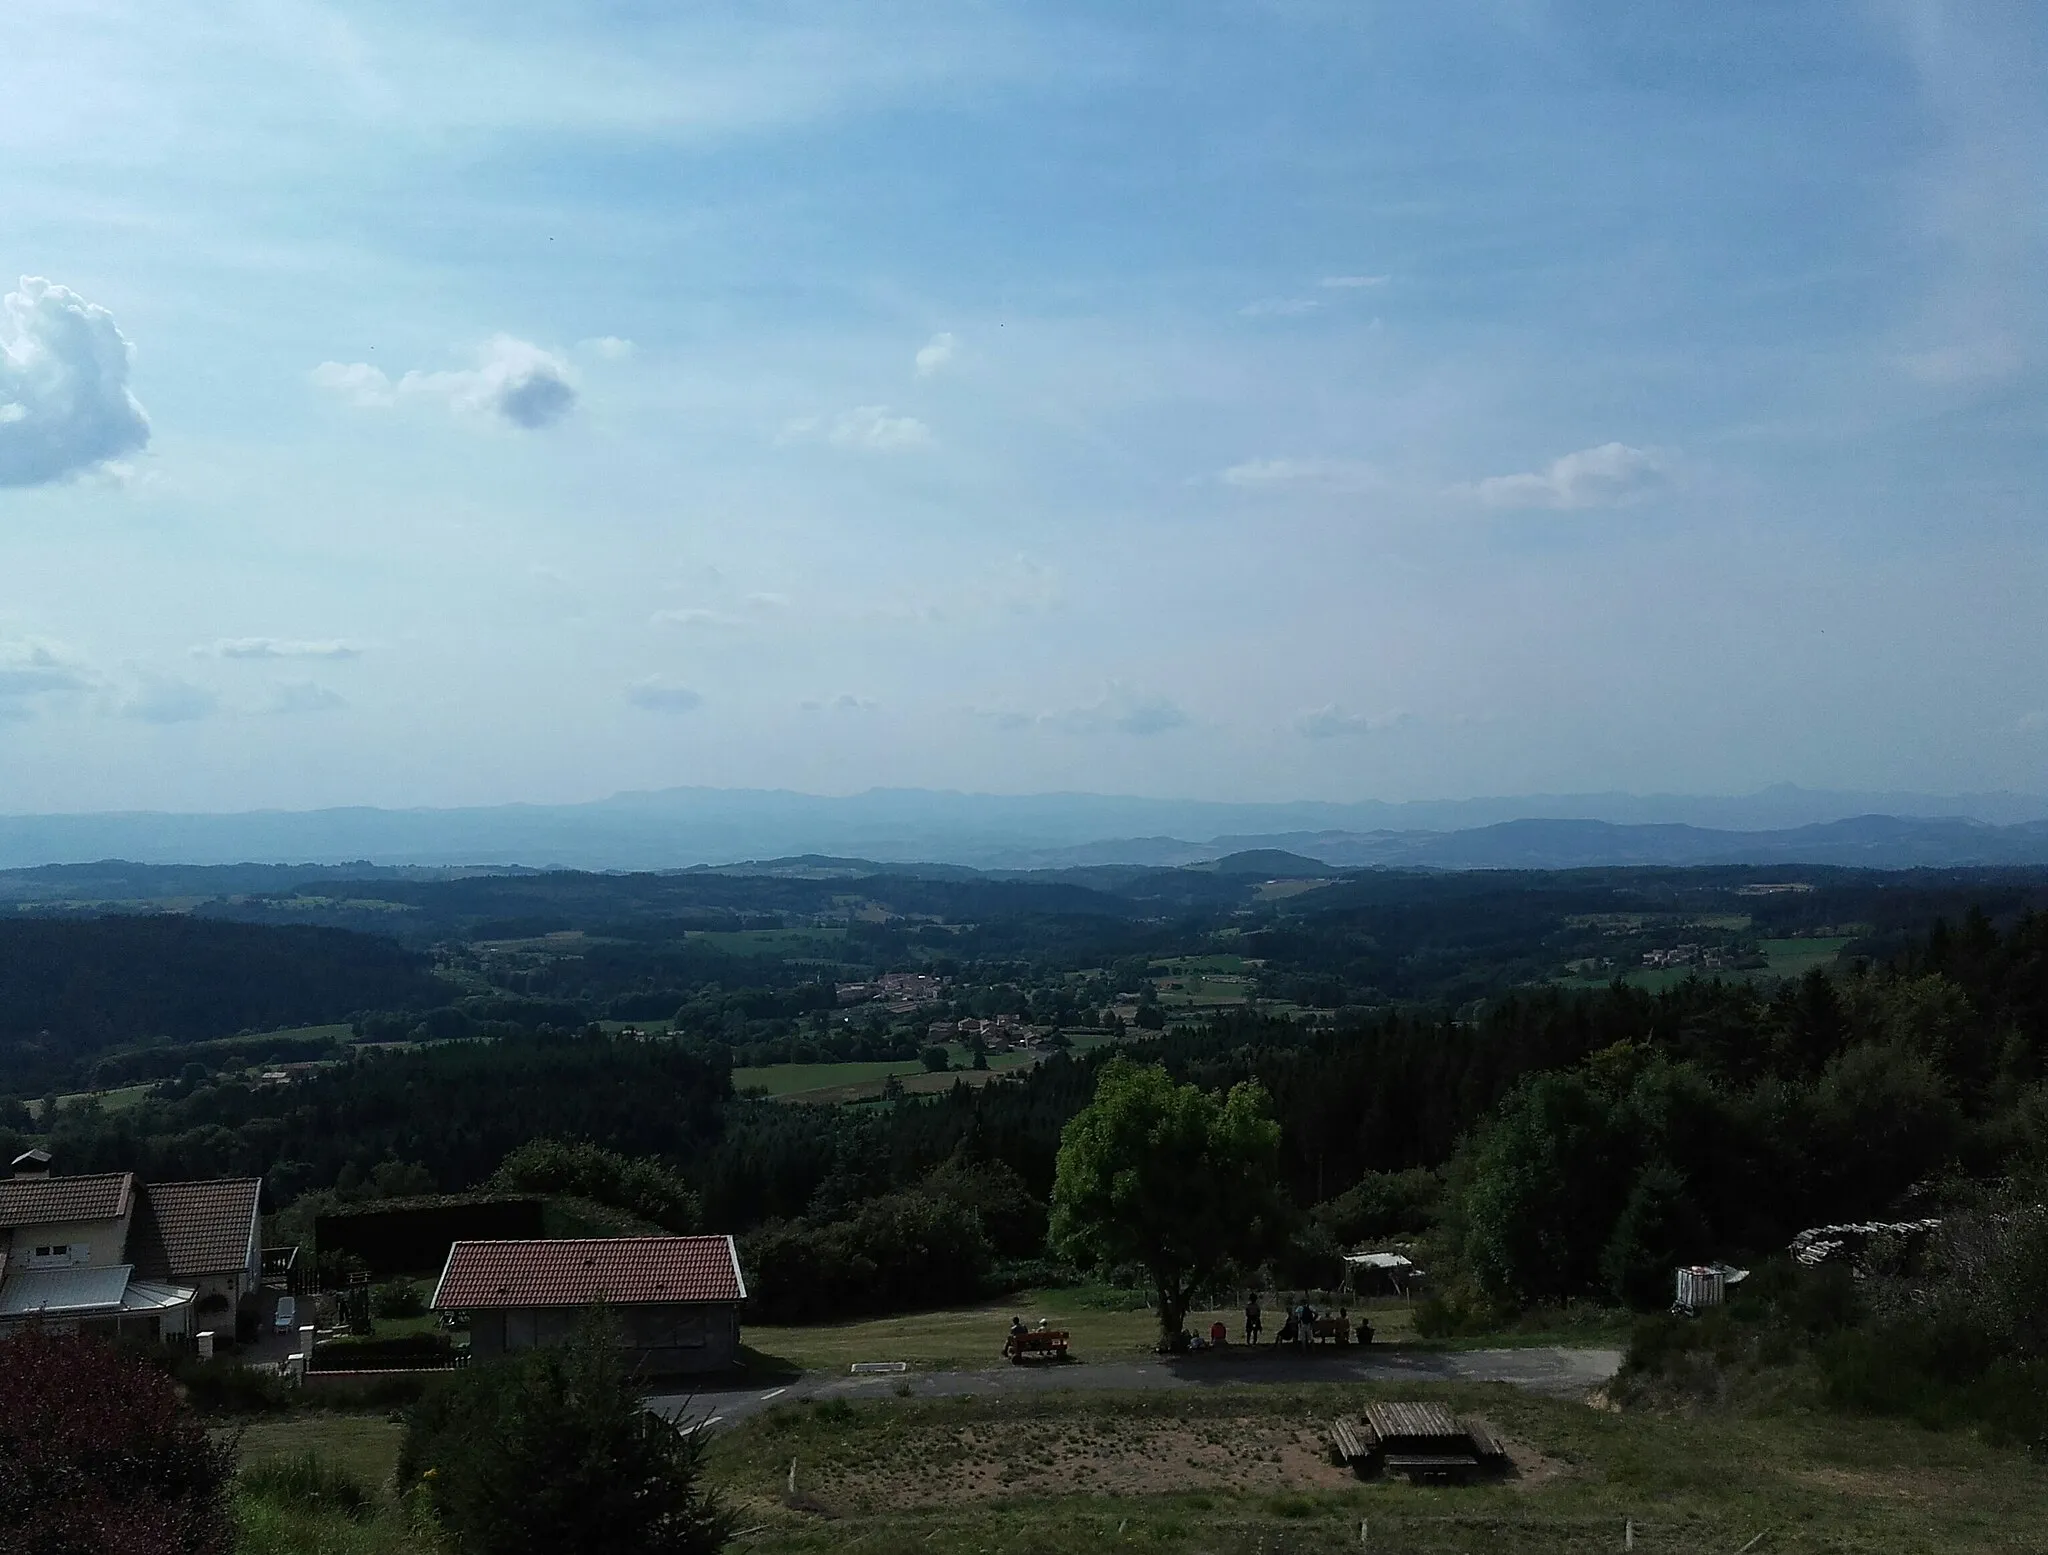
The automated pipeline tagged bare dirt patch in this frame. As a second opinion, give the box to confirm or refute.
[809,1413,1356,1510]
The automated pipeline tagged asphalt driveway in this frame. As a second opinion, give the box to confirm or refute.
[648,1344,1622,1433]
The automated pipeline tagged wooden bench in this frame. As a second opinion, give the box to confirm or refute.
[1309,1316,1352,1346]
[1383,1453,1479,1486]
[1328,1417,1372,1470]
[1003,1330,1070,1363]
[1462,1419,1508,1465]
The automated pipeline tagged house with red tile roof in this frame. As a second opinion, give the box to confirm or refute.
[432,1235,746,1376]
[0,1152,262,1345]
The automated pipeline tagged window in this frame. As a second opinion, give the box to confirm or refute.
[27,1244,86,1269]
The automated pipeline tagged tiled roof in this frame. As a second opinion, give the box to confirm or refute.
[433,1236,745,1310]
[129,1179,261,1280]
[0,1172,133,1229]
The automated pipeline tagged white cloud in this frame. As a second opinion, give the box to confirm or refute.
[1240,297,1319,318]
[199,637,362,660]
[265,680,348,715]
[315,336,579,429]
[308,360,395,407]
[0,638,94,711]
[1002,682,1190,737]
[1471,442,1673,511]
[0,277,151,487]
[829,405,932,451]
[117,672,216,724]
[783,405,934,452]
[650,607,740,629]
[1319,275,1389,289]
[1902,336,2024,387]
[2013,710,2048,734]
[915,331,958,376]
[1220,457,1382,493]
[1296,704,1406,740]
[625,677,704,712]
[579,336,635,360]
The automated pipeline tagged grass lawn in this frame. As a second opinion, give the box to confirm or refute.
[736,1047,1044,1104]
[705,1381,2048,1553]
[44,1081,155,1118]
[232,1412,407,1490]
[743,1289,1448,1372]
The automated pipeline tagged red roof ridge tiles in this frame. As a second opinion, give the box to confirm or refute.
[0,1171,135,1229]
[432,1235,746,1311]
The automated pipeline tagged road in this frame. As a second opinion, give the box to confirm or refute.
[648,1345,1622,1433]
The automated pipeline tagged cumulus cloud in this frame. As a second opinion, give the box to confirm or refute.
[265,680,348,715]
[0,638,94,716]
[625,677,704,712]
[1319,274,1389,289]
[1296,704,1407,739]
[117,672,216,724]
[313,336,579,429]
[199,637,361,660]
[997,682,1190,737]
[650,607,739,629]
[1220,457,1381,493]
[0,277,151,487]
[1471,442,1673,511]
[780,404,934,452]
[1240,297,1319,318]
[915,331,958,376]
[308,360,395,407]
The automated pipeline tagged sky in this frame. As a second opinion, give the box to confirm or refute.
[2,0,2045,813]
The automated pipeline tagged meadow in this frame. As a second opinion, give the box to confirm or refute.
[703,1380,2048,1554]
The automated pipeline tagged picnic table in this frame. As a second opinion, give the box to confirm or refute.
[1327,1401,1509,1485]
[1003,1328,1070,1363]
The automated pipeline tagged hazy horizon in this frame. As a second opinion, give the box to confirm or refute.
[6,6,2045,812]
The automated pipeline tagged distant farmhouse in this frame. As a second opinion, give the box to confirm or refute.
[0,1151,262,1343]
[433,1235,746,1375]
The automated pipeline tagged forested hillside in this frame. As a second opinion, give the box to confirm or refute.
[0,917,444,1093]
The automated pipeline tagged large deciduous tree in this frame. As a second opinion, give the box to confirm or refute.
[1049,1057,1286,1343]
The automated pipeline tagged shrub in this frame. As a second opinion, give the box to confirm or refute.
[741,1191,994,1323]
[490,1138,700,1233]
[372,1277,427,1319]
[0,1326,237,1554]
[398,1316,733,1555]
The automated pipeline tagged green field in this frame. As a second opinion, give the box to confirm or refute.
[1558,937,1852,993]
[688,927,851,957]
[734,1047,1040,1103]
[41,1082,155,1120]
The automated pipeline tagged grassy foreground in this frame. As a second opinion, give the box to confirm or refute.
[705,1381,2048,1554]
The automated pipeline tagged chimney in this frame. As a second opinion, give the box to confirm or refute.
[8,1149,52,1178]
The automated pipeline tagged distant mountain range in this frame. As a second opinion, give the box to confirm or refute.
[2,785,2047,872]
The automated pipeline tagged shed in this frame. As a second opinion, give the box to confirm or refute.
[432,1236,746,1376]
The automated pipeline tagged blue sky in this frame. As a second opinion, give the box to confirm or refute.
[2,1,2044,812]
